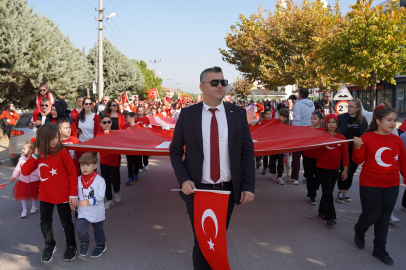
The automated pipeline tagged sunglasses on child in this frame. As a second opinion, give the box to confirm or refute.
[102,120,112,125]
[39,89,47,92]
[202,79,228,87]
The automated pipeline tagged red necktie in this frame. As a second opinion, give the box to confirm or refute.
[208,108,220,182]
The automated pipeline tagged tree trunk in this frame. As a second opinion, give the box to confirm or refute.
[371,71,377,110]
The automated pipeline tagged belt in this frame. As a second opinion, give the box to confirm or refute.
[201,181,231,189]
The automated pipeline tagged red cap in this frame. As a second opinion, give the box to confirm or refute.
[324,114,338,126]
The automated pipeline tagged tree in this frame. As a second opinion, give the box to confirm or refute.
[318,0,406,108]
[220,0,342,90]
[87,39,144,99]
[0,0,88,109]
[232,76,254,100]
[132,60,163,100]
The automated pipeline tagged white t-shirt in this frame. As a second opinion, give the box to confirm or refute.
[78,174,106,223]
[78,113,96,142]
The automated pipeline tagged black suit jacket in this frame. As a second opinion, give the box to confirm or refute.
[169,102,255,205]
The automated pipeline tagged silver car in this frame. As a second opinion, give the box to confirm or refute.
[8,111,36,165]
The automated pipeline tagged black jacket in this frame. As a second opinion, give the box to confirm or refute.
[338,113,368,139]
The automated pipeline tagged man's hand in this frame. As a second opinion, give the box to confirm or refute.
[69,197,78,209]
[181,180,196,195]
[34,120,42,126]
[79,199,89,207]
[240,191,255,205]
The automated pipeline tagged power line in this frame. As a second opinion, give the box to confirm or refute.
[44,0,93,22]
[67,0,94,17]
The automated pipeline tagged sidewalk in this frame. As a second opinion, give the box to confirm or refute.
[0,135,10,163]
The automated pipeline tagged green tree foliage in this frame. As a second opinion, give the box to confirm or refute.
[132,60,163,100]
[87,39,144,99]
[220,0,342,90]
[318,0,406,108]
[0,0,88,109]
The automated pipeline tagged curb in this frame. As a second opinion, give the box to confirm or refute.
[0,158,11,166]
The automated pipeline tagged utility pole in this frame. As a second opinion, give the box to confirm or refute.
[167,79,173,96]
[95,0,115,101]
[83,47,90,98]
[150,60,161,77]
[176,83,181,98]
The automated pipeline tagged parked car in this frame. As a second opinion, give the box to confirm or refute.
[8,111,36,165]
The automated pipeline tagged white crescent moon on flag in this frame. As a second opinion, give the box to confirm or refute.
[38,163,50,181]
[375,147,392,167]
[202,209,218,239]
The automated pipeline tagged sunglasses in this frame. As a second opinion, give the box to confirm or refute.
[102,120,112,125]
[202,79,228,87]
[39,89,47,92]
[41,104,49,107]
[84,103,92,105]
[111,104,118,107]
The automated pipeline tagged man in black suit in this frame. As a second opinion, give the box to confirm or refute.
[170,66,255,269]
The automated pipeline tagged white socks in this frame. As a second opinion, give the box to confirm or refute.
[21,200,28,211]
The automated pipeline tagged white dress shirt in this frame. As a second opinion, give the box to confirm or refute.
[201,101,231,184]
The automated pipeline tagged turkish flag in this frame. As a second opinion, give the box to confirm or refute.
[194,190,231,270]
[166,96,173,103]
[0,183,7,190]
[182,94,189,101]
[121,92,129,103]
[147,88,158,100]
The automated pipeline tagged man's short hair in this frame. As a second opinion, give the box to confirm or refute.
[41,98,50,103]
[298,88,309,98]
[56,118,70,129]
[279,108,289,118]
[76,96,84,101]
[200,66,223,83]
[264,108,272,114]
[79,152,98,165]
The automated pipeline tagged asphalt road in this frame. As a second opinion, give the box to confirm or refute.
[0,156,405,270]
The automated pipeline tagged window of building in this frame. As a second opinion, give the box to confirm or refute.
[395,83,405,114]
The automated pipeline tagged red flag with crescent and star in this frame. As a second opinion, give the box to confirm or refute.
[147,88,158,100]
[182,94,189,102]
[121,92,129,103]
[166,96,173,103]
[194,190,231,270]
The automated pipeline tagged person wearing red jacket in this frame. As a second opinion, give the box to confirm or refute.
[97,115,121,210]
[308,114,349,226]
[70,96,84,123]
[303,111,325,205]
[352,106,406,266]
[105,100,125,130]
[254,103,264,119]
[0,102,19,139]
[21,123,78,262]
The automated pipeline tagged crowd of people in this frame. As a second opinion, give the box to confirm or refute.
[3,79,406,266]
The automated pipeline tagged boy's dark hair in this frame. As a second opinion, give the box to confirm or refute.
[100,114,111,122]
[264,108,272,114]
[288,94,297,101]
[35,123,63,159]
[259,112,265,118]
[79,152,98,165]
[298,88,309,98]
[56,118,70,129]
[279,108,289,118]
[127,112,136,119]
[200,66,223,83]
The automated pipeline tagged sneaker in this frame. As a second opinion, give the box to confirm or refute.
[144,165,149,171]
[64,245,77,261]
[41,245,56,262]
[104,201,114,209]
[326,219,337,226]
[30,207,38,214]
[126,177,135,186]
[138,168,143,173]
[133,174,139,181]
[79,242,89,256]
[309,197,316,205]
[373,246,394,265]
[114,192,121,203]
[21,210,27,218]
[261,169,266,175]
[276,177,285,185]
[354,224,365,249]
[270,173,276,181]
[390,214,400,223]
[288,179,299,185]
[336,192,344,203]
[343,193,352,202]
[91,245,107,258]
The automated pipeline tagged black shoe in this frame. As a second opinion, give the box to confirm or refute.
[41,245,56,262]
[309,197,316,205]
[91,245,107,258]
[318,212,325,219]
[373,246,394,265]
[64,245,77,261]
[326,219,337,226]
[354,224,365,249]
[79,242,89,256]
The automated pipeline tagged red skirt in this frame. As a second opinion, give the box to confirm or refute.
[12,181,40,201]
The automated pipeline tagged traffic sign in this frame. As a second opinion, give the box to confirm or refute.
[335,100,349,115]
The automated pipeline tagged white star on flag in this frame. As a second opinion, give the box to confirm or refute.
[208,238,215,251]
[50,168,57,176]
[394,155,399,161]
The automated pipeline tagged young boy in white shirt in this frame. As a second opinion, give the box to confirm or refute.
[74,152,107,258]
